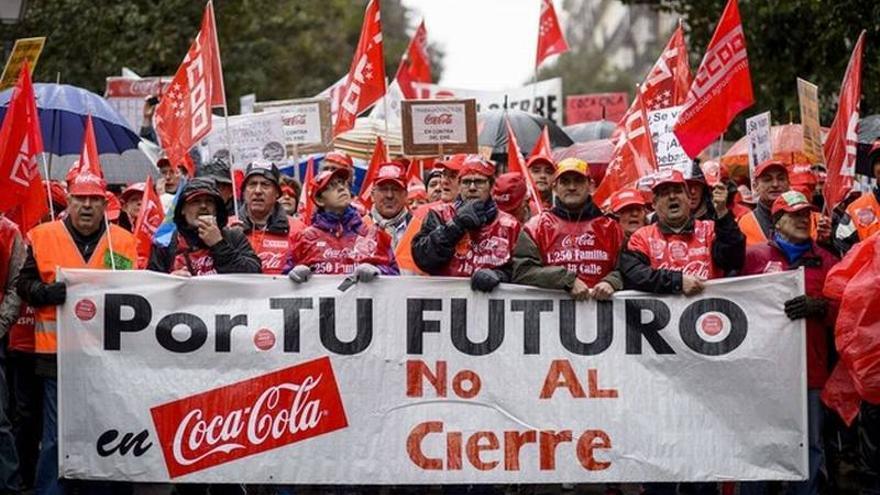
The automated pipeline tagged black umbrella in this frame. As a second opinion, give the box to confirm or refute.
[856,115,880,175]
[563,120,616,143]
[477,109,573,155]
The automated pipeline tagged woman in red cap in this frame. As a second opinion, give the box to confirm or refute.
[286,167,398,283]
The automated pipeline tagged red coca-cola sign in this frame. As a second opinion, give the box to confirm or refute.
[424,113,453,125]
[150,357,348,478]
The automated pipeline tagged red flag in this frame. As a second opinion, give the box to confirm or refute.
[154,1,226,175]
[334,0,386,136]
[78,115,103,178]
[133,175,164,269]
[357,136,389,207]
[528,126,553,160]
[673,0,754,158]
[406,158,433,183]
[394,20,431,99]
[823,31,866,210]
[506,119,544,214]
[535,0,569,68]
[0,62,48,232]
[594,90,658,208]
[298,157,316,226]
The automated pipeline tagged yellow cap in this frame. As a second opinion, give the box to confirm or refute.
[552,158,590,181]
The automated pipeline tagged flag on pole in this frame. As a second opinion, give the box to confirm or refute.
[153,177,186,248]
[506,119,544,214]
[823,31,866,210]
[0,62,47,232]
[154,1,226,175]
[358,136,389,208]
[535,0,569,68]
[133,176,165,269]
[673,0,754,158]
[299,157,316,226]
[528,126,553,160]
[394,20,431,99]
[334,0,386,136]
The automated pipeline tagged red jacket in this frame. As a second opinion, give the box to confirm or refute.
[742,240,839,388]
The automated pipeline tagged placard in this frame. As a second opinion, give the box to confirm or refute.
[647,106,691,174]
[565,93,628,125]
[797,79,822,163]
[401,99,477,155]
[746,111,773,179]
[254,97,332,153]
[0,37,46,90]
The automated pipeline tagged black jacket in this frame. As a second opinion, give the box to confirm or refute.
[620,212,746,294]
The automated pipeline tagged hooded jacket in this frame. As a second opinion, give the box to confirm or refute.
[148,178,262,275]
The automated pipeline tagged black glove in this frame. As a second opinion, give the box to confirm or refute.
[471,269,502,292]
[453,200,487,230]
[784,295,827,320]
[482,199,498,224]
[44,282,67,306]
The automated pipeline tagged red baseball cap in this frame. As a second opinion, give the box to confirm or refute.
[754,159,788,179]
[438,154,468,172]
[771,190,817,217]
[407,177,428,201]
[789,163,817,186]
[650,168,687,191]
[374,162,407,190]
[323,151,354,169]
[105,192,121,221]
[310,167,352,203]
[120,182,146,203]
[68,170,107,197]
[459,155,496,178]
[526,155,555,170]
[492,172,527,214]
[610,188,647,213]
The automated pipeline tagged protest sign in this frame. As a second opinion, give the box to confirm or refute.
[797,79,822,163]
[239,94,256,114]
[254,97,332,153]
[59,270,807,484]
[105,76,172,132]
[647,106,691,174]
[204,112,285,167]
[401,99,477,155]
[565,92,628,125]
[746,111,773,179]
[0,37,45,90]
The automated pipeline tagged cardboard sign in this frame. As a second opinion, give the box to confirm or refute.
[647,106,691,174]
[746,112,773,179]
[797,79,822,163]
[105,76,172,132]
[565,92,628,125]
[0,37,46,90]
[401,99,477,156]
[204,112,286,167]
[239,93,256,115]
[254,97,332,153]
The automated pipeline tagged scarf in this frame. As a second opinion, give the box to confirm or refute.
[773,232,811,265]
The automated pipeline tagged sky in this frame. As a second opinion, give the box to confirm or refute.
[401,0,557,91]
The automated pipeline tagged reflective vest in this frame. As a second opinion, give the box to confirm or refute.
[430,203,521,278]
[738,209,820,246]
[627,220,722,280]
[29,220,136,354]
[524,212,624,286]
[291,223,395,275]
[242,217,303,275]
[845,192,880,241]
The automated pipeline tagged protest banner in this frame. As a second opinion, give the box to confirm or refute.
[746,111,773,179]
[254,97,332,154]
[58,269,807,484]
[204,112,285,167]
[646,106,691,174]
[797,78,822,163]
[105,76,172,132]
[401,99,477,156]
[0,37,45,90]
[565,92,628,125]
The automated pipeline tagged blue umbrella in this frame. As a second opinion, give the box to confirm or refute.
[0,83,141,155]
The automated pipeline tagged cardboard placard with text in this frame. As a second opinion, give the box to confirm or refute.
[0,37,46,90]
[254,97,332,154]
[401,99,477,156]
[797,79,822,163]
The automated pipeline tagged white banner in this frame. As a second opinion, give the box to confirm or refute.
[647,106,691,175]
[746,111,773,179]
[204,112,286,168]
[58,270,807,484]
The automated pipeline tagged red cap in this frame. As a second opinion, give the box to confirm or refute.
[310,167,352,203]
[789,163,817,186]
[754,159,788,179]
[68,169,107,196]
[610,188,647,213]
[120,182,146,202]
[438,154,467,172]
[492,172,527,214]
[407,177,428,201]
[771,190,817,217]
[323,151,354,169]
[105,192,121,221]
[650,168,687,191]
[459,155,496,178]
[526,155,555,170]
[374,162,407,190]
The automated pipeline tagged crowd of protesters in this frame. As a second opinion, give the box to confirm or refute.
[0,129,879,495]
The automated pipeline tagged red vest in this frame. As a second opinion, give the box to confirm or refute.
[524,212,624,286]
[291,223,394,275]
[628,220,722,280]
[172,236,218,276]
[7,305,35,353]
[432,203,521,277]
[243,217,304,275]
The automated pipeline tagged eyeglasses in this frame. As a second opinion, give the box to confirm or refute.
[461,178,489,188]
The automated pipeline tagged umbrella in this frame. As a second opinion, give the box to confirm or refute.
[478,109,573,155]
[720,124,829,180]
[333,117,405,160]
[552,139,614,185]
[0,83,140,155]
[45,148,159,185]
[563,120,616,143]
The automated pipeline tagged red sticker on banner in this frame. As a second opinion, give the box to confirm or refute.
[75,299,97,321]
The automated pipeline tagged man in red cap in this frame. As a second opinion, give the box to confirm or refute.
[512,158,624,300]
[407,177,429,209]
[118,182,146,231]
[492,172,529,223]
[367,163,412,249]
[411,156,520,291]
[741,190,838,495]
[621,168,745,294]
[609,187,649,239]
[835,141,880,254]
[526,155,555,210]
[286,167,398,283]
[18,169,137,494]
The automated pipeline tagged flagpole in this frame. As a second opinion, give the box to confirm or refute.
[383,77,391,159]
[223,104,240,215]
[103,216,117,271]
[39,153,55,219]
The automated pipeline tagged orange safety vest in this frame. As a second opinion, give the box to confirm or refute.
[845,192,880,241]
[738,209,820,246]
[28,220,137,354]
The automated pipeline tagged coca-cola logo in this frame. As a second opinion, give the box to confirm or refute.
[423,113,453,125]
[284,114,307,126]
[151,357,348,478]
[258,251,286,270]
